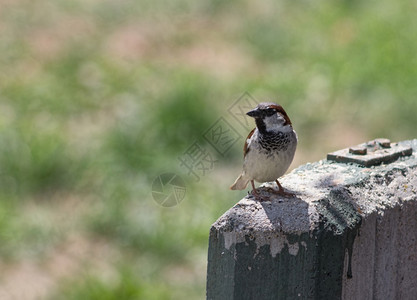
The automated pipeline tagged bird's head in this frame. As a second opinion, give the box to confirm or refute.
[247,102,292,133]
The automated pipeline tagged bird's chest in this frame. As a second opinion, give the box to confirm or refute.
[258,131,291,153]
[243,131,296,182]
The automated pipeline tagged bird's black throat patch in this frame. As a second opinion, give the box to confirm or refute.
[255,118,267,134]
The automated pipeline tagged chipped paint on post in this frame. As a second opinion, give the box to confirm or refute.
[223,230,305,258]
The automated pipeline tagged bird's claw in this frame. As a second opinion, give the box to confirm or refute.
[266,187,294,197]
[249,189,271,201]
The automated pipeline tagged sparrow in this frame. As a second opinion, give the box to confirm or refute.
[230,102,297,199]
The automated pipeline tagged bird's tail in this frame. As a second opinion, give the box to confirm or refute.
[230,173,250,190]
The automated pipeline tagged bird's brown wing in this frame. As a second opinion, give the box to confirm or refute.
[243,128,256,157]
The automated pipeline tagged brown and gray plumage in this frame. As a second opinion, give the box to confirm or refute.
[230,102,297,198]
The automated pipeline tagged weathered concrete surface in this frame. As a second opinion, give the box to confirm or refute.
[207,140,417,300]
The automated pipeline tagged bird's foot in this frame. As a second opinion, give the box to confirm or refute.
[266,187,294,197]
[248,189,271,201]
[266,180,295,197]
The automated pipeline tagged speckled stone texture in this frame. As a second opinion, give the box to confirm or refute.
[207,140,417,300]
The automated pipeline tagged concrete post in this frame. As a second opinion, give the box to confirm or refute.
[207,139,417,300]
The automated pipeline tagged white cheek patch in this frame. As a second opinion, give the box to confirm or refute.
[263,114,293,133]
[264,115,285,131]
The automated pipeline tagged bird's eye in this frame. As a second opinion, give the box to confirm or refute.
[265,108,276,116]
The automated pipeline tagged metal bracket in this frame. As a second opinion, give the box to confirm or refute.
[327,138,413,167]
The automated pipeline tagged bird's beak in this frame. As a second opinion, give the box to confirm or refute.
[246,108,261,118]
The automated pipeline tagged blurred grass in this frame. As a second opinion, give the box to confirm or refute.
[0,0,416,299]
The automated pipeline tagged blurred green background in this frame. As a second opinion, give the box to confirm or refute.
[0,0,416,299]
